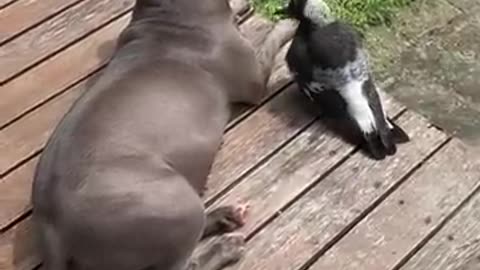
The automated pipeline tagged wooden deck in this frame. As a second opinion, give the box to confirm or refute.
[1,0,480,269]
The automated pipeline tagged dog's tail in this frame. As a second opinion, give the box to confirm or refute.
[256,19,298,85]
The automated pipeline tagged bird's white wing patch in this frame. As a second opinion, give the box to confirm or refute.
[340,79,376,134]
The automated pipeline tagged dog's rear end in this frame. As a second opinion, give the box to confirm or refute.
[35,162,205,270]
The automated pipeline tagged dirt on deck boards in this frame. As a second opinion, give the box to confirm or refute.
[366,0,480,150]
[1,0,480,270]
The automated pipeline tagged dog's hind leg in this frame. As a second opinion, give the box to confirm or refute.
[201,204,249,239]
[37,221,68,270]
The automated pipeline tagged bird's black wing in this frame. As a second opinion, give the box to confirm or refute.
[286,27,313,85]
[308,21,363,70]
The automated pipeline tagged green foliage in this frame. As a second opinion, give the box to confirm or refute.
[250,0,415,30]
[325,0,415,30]
[251,0,286,21]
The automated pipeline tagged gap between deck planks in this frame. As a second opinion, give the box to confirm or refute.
[221,111,453,270]
[0,0,133,84]
[307,138,480,270]
[0,0,83,45]
[0,0,16,10]
[0,12,284,230]
[0,0,250,130]
[399,182,480,270]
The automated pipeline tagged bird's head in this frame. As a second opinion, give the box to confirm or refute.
[275,0,334,26]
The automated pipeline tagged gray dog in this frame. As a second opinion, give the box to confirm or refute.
[31,0,296,270]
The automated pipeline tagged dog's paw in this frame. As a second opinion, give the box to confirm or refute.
[207,204,250,233]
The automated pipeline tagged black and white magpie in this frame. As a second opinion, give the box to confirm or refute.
[278,0,409,160]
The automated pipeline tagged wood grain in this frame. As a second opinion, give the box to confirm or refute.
[0,11,282,230]
[0,15,129,129]
[0,0,15,9]
[400,188,480,270]
[207,84,314,202]
[0,158,37,230]
[310,139,480,270]
[226,110,448,270]
[0,83,83,178]
[210,95,405,232]
[0,0,82,44]
[0,0,249,84]
[0,219,38,270]
[0,0,134,83]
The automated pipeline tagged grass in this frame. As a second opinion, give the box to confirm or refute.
[251,0,415,30]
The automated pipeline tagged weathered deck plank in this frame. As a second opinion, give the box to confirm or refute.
[0,83,82,178]
[400,188,480,270]
[309,139,480,270]
[0,219,37,270]
[0,0,133,84]
[227,111,449,270]
[0,15,129,129]
[210,95,404,233]
[0,157,36,230]
[206,85,313,202]
[0,0,250,85]
[0,0,82,44]
[0,0,15,9]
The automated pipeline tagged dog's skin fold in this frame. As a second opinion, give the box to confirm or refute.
[31,0,296,270]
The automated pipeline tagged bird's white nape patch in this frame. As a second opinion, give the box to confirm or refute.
[340,79,377,134]
[303,0,334,25]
